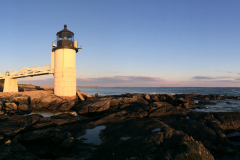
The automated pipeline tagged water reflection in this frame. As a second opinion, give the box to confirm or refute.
[77,126,106,145]
[152,128,161,132]
[121,137,130,141]
[27,109,77,117]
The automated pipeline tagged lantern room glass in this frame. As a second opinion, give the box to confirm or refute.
[57,32,73,41]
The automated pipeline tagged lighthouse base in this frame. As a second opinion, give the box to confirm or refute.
[3,77,18,92]
[57,95,77,100]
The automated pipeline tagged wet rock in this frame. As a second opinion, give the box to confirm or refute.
[198,100,216,105]
[57,101,75,111]
[5,102,17,110]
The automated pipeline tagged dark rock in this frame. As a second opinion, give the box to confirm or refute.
[31,113,84,130]
[0,135,4,144]
[86,118,214,160]
[0,114,41,137]
[57,101,75,111]
[151,95,159,102]
[183,103,195,109]
[110,99,119,107]
[19,127,61,143]
[76,98,111,115]
[0,101,2,110]
[52,134,74,157]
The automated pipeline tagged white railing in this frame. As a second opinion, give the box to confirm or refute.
[0,64,53,79]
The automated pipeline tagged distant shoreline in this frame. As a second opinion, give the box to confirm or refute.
[77,86,100,87]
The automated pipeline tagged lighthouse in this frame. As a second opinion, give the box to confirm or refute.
[51,24,81,98]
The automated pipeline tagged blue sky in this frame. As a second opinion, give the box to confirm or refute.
[1,0,240,87]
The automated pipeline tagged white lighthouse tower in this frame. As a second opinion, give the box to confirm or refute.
[51,24,81,98]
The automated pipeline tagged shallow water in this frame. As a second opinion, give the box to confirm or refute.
[194,99,240,112]
[121,137,130,141]
[152,128,161,132]
[77,126,106,145]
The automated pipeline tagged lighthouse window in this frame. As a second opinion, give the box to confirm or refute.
[67,33,72,40]
[63,33,68,40]
[58,33,62,40]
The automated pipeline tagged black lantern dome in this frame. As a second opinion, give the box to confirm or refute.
[52,24,78,52]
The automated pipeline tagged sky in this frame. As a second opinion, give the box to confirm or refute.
[0,0,240,87]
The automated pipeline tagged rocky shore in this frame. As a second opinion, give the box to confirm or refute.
[0,90,240,159]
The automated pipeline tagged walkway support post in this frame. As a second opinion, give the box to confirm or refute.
[3,77,18,92]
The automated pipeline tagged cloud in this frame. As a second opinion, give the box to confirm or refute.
[17,75,240,87]
[227,71,232,73]
[192,76,216,79]
[77,76,167,87]
[193,76,237,80]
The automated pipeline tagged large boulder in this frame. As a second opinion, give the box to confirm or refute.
[57,101,75,111]
[75,98,111,115]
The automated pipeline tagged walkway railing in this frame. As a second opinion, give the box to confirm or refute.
[0,64,53,79]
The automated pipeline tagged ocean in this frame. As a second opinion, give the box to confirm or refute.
[77,87,240,112]
[77,87,240,96]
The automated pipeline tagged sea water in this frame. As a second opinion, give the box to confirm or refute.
[77,87,240,96]
[77,87,240,112]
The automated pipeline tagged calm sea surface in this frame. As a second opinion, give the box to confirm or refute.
[76,87,240,113]
[77,87,240,96]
